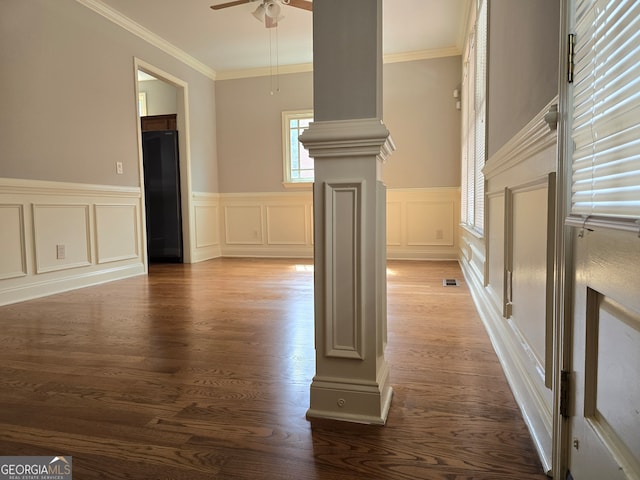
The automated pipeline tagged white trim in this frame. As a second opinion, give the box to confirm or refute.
[192,191,220,202]
[76,0,217,80]
[0,178,145,306]
[383,46,461,64]
[134,58,195,264]
[282,110,314,184]
[216,63,314,81]
[307,365,393,425]
[94,203,140,264]
[483,96,559,179]
[215,47,462,81]
[0,204,27,280]
[0,263,145,307]
[0,177,141,198]
[324,180,365,360]
[218,191,312,199]
[216,188,458,261]
[282,182,313,190]
[460,256,553,475]
[32,204,92,274]
[300,118,395,160]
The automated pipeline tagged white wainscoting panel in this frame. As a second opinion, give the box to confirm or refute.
[511,184,549,373]
[0,205,26,280]
[33,204,92,273]
[224,205,264,245]
[195,205,219,248]
[266,204,307,245]
[218,188,459,260]
[460,98,559,474]
[220,192,313,258]
[95,204,139,264]
[406,201,454,246]
[324,181,364,359]
[0,178,145,306]
[192,192,221,263]
[486,191,505,314]
[386,202,402,246]
[387,188,460,260]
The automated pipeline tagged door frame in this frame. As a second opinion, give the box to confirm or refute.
[553,0,574,478]
[133,58,194,266]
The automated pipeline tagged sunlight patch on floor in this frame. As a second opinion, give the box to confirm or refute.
[295,264,397,276]
[295,264,314,272]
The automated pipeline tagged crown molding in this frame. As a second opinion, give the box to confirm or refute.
[74,0,461,82]
[383,46,461,64]
[216,46,461,81]
[75,0,217,81]
[216,62,314,81]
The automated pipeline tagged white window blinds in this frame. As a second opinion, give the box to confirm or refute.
[460,0,487,235]
[571,0,640,222]
[474,0,487,231]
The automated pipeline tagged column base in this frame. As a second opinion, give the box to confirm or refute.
[306,363,393,425]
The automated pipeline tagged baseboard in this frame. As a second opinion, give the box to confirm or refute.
[0,263,146,307]
[387,248,458,261]
[459,255,553,474]
[221,246,314,259]
[191,244,222,263]
[307,368,393,425]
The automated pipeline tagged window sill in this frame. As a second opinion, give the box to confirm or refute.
[283,182,313,190]
[459,223,485,239]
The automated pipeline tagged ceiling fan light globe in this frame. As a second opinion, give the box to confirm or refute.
[252,4,265,22]
[265,2,281,19]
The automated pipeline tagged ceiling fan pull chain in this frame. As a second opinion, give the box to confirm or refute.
[275,23,280,93]
[269,22,281,95]
[269,26,275,95]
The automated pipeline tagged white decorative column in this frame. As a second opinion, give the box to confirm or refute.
[300,0,395,425]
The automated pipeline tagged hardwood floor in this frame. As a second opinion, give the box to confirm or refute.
[0,258,547,479]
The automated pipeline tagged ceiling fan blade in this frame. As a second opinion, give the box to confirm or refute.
[287,0,312,12]
[210,0,251,10]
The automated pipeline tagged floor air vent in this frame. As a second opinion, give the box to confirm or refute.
[442,279,459,287]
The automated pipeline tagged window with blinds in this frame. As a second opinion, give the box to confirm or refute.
[571,0,640,224]
[461,0,487,235]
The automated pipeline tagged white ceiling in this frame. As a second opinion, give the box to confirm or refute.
[97,0,469,77]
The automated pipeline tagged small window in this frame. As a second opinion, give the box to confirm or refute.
[283,110,314,186]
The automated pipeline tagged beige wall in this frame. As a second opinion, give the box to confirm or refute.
[383,57,461,188]
[215,72,313,193]
[139,79,177,116]
[215,56,461,193]
[0,0,219,193]
[487,0,560,157]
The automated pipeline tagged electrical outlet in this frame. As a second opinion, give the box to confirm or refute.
[436,229,444,240]
[56,244,66,260]
[116,161,123,174]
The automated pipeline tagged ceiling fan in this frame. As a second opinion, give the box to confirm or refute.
[211,0,312,28]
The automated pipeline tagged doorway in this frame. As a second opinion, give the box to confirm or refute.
[134,59,193,265]
[141,118,182,263]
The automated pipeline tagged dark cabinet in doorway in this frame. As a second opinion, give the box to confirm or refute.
[142,130,183,263]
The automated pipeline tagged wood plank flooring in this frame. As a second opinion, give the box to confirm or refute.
[0,258,547,479]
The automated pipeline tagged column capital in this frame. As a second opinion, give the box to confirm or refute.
[300,118,395,162]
